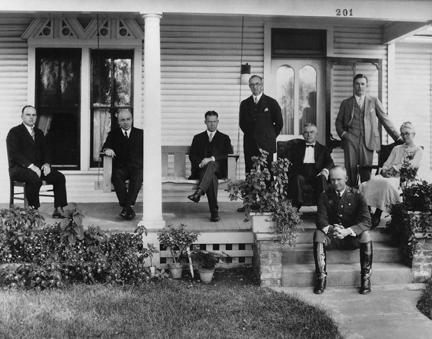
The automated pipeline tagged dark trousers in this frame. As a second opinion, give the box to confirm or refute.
[343,134,374,187]
[288,164,327,205]
[112,166,143,207]
[10,167,67,209]
[314,229,371,249]
[197,161,220,215]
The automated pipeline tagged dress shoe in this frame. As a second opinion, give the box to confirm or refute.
[314,277,327,294]
[210,214,220,222]
[125,206,136,220]
[52,208,66,219]
[371,209,382,229]
[120,207,128,219]
[187,188,204,203]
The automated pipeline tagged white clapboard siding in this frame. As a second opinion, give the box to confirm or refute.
[0,16,32,204]
[393,42,432,180]
[159,15,264,180]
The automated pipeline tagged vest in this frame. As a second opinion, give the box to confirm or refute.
[349,101,365,138]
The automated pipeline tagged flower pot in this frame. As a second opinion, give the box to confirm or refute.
[199,268,215,284]
[149,266,156,277]
[168,263,183,279]
[251,213,275,233]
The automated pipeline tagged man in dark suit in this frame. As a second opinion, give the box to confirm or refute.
[6,105,67,217]
[240,75,283,173]
[187,111,233,222]
[102,110,143,220]
[285,123,334,210]
[336,73,402,187]
[313,166,372,295]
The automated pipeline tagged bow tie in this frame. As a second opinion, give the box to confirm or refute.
[306,144,315,148]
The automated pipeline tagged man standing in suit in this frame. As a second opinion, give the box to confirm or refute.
[187,111,233,222]
[102,110,143,220]
[6,105,67,217]
[313,166,372,295]
[240,75,283,173]
[286,123,334,210]
[336,73,402,187]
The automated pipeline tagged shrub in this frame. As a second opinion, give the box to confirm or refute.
[0,207,155,289]
[158,224,200,264]
[227,150,301,245]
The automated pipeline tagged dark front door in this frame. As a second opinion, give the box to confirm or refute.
[36,48,81,170]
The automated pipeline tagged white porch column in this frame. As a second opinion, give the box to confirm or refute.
[139,13,165,230]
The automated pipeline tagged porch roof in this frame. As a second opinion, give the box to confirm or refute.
[0,0,431,22]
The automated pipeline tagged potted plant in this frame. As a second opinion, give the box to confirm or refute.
[143,243,159,277]
[227,150,301,246]
[157,224,199,279]
[191,250,223,283]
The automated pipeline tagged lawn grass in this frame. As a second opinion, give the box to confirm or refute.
[417,278,432,320]
[0,268,341,339]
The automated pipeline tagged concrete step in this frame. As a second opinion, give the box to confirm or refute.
[283,243,401,265]
[282,262,412,287]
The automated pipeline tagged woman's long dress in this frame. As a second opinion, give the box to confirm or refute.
[359,145,423,211]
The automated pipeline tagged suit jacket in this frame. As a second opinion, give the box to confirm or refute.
[189,130,233,180]
[102,127,143,170]
[280,139,334,177]
[6,123,51,170]
[316,186,371,235]
[335,95,400,151]
[240,94,283,154]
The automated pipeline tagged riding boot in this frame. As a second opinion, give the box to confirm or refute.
[359,242,373,294]
[313,242,327,294]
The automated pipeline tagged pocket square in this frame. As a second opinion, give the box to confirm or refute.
[264,107,269,112]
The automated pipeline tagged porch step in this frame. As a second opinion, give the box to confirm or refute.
[283,243,401,265]
[282,262,412,287]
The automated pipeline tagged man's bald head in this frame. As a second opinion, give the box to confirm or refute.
[118,109,133,131]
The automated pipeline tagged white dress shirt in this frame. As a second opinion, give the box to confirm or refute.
[355,95,365,109]
[303,143,315,164]
[122,128,131,138]
[253,93,263,104]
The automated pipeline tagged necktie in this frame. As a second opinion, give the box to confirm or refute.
[254,96,258,104]
[31,127,35,141]
[209,132,213,142]
[124,130,128,138]
[306,144,314,148]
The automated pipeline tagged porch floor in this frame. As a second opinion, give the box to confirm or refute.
[1,202,319,233]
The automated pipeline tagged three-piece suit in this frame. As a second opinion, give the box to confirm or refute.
[102,127,143,208]
[189,130,232,216]
[283,139,334,206]
[6,123,67,209]
[240,94,283,172]
[336,95,400,187]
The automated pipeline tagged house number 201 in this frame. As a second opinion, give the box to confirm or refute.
[336,9,353,16]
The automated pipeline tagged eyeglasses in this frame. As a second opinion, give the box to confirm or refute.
[249,82,262,87]
[401,132,413,136]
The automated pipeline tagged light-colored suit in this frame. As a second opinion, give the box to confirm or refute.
[336,95,400,186]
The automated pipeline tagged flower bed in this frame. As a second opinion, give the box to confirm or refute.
[0,207,156,289]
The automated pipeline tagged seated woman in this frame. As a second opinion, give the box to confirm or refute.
[360,122,423,228]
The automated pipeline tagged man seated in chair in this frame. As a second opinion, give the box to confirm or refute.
[313,166,373,295]
[286,123,334,210]
[102,109,143,220]
[187,111,233,222]
[6,105,67,217]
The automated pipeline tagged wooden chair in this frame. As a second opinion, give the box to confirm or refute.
[9,179,54,209]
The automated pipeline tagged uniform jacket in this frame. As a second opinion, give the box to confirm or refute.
[240,94,283,154]
[280,139,334,177]
[335,95,400,151]
[6,123,51,170]
[189,130,233,180]
[102,127,143,170]
[316,186,371,235]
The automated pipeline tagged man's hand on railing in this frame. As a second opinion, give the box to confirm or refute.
[103,148,116,158]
